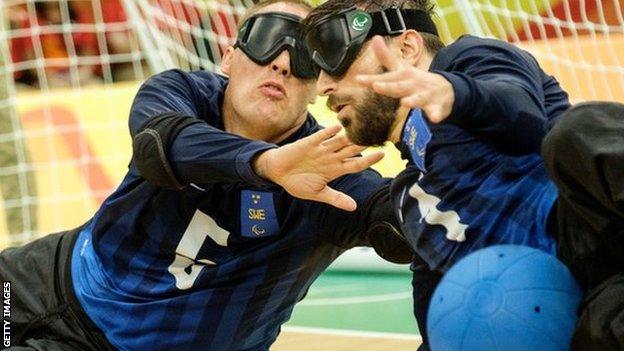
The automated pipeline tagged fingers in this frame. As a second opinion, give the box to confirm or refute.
[321,134,353,151]
[356,70,405,86]
[400,93,426,109]
[371,80,415,98]
[333,144,367,159]
[316,186,358,212]
[371,36,399,71]
[306,124,342,144]
[342,150,385,173]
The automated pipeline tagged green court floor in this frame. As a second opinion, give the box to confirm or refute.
[286,272,420,336]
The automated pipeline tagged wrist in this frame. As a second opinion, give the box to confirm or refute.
[252,148,275,181]
[439,75,455,120]
[425,73,454,123]
[430,71,466,124]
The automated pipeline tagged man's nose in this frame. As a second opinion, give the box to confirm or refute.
[317,71,338,96]
[271,50,291,77]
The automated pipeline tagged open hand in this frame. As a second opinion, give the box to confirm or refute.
[356,36,454,123]
[254,125,384,211]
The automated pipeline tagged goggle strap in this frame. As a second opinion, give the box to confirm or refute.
[368,8,438,37]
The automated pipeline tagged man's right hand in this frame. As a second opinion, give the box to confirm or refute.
[253,125,384,212]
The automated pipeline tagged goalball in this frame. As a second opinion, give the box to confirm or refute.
[427,245,582,351]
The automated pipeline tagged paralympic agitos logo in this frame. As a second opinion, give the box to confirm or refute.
[351,13,369,31]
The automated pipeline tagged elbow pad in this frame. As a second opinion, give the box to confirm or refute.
[368,220,414,264]
[132,112,202,190]
[365,184,414,264]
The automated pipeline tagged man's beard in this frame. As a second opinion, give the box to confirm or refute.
[344,89,400,147]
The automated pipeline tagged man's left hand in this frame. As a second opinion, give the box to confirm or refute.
[356,36,455,124]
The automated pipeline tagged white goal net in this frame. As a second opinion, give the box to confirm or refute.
[0,0,622,265]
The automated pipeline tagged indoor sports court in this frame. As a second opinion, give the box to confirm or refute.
[276,269,421,350]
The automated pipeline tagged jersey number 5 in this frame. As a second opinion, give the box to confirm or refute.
[167,210,230,290]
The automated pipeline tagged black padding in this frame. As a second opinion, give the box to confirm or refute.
[132,113,202,190]
[572,273,624,351]
[369,9,439,37]
[365,184,414,264]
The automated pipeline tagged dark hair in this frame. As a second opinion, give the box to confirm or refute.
[238,0,313,29]
[303,0,445,54]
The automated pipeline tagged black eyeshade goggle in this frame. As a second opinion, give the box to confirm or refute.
[304,7,439,77]
[235,12,319,79]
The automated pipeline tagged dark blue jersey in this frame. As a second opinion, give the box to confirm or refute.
[71,69,388,350]
[391,36,571,273]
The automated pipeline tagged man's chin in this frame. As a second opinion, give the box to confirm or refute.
[344,128,364,146]
[345,128,383,147]
[252,102,283,121]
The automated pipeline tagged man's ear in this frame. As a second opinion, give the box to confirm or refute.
[400,30,425,66]
[220,46,235,75]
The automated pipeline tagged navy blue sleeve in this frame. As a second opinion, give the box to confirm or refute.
[434,43,551,154]
[129,69,276,187]
[308,170,390,248]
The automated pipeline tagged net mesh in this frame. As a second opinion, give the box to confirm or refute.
[435,0,624,102]
[0,0,623,249]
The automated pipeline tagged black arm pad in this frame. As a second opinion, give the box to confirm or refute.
[365,184,415,264]
[132,112,202,190]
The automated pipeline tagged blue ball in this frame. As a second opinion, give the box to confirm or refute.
[427,245,582,351]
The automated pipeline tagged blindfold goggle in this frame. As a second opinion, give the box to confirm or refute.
[235,12,319,79]
[304,7,439,77]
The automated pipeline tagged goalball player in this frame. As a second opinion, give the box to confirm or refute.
[304,1,624,350]
[0,1,415,350]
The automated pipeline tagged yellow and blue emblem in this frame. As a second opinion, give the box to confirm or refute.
[241,190,279,238]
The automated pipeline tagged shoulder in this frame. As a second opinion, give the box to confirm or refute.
[431,35,539,71]
[186,70,229,91]
[146,69,228,91]
[143,69,228,118]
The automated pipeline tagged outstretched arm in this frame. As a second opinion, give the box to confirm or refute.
[130,69,278,188]
[131,70,383,211]
[358,36,561,154]
[254,125,384,212]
